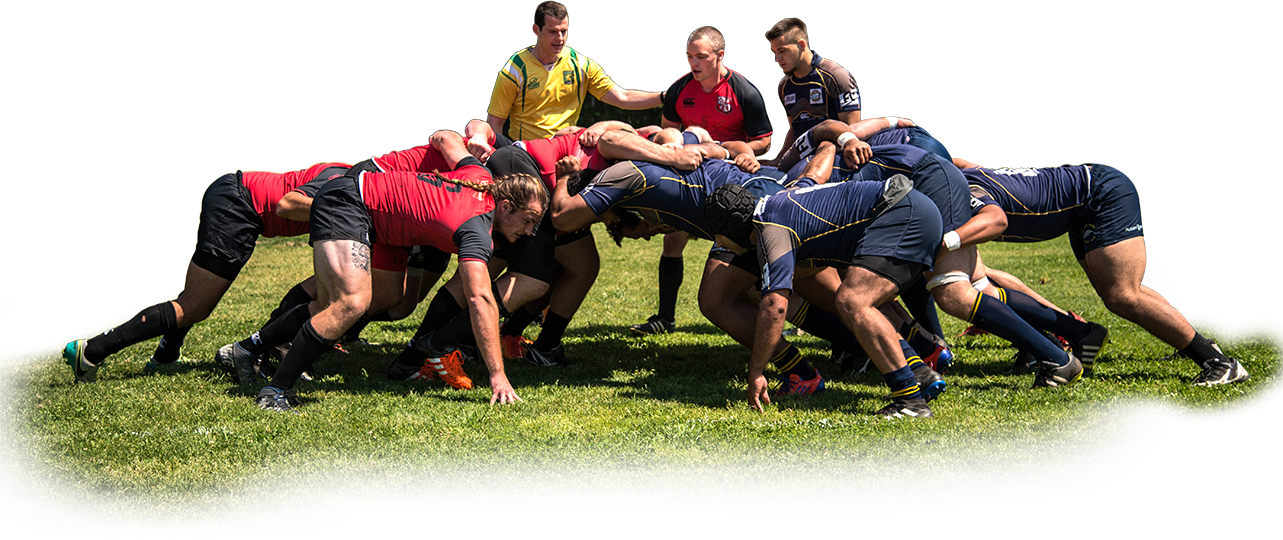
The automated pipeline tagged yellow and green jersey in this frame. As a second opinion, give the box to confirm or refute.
[486,46,616,141]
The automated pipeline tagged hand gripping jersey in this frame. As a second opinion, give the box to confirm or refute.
[777,51,860,135]
[962,165,1094,242]
[357,164,496,263]
[578,159,777,240]
[241,162,350,238]
[515,131,613,190]
[661,69,773,143]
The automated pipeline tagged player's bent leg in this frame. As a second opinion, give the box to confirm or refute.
[1081,237,1194,347]
[173,262,235,326]
[696,257,761,347]
[836,265,931,418]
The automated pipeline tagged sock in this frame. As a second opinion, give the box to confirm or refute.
[903,322,945,359]
[425,310,476,356]
[266,282,314,325]
[501,306,539,337]
[151,326,191,364]
[84,301,179,364]
[269,320,334,390]
[771,344,817,380]
[901,340,925,369]
[1180,332,1227,365]
[970,294,1069,367]
[882,364,923,401]
[998,288,1090,342]
[412,288,464,342]
[240,304,312,356]
[533,310,572,351]
[900,280,944,337]
[788,300,868,357]
[657,256,683,322]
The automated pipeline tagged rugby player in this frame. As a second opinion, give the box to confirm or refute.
[250,134,547,411]
[62,162,349,383]
[763,18,861,165]
[955,158,1248,385]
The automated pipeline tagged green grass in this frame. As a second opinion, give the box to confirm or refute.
[7,228,1277,505]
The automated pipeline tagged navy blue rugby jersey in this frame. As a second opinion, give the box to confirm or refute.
[787,144,932,183]
[962,165,1092,242]
[755,179,887,293]
[578,159,766,240]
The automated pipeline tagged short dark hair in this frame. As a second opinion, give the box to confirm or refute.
[765,18,808,44]
[605,208,644,247]
[535,1,568,29]
[688,26,725,52]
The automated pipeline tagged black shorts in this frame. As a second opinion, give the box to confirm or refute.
[191,172,264,281]
[556,226,593,246]
[308,176,372,247]
[1070,164,1144,260]
[409,245,452,273]
[492,211,558,283]
[707,248,760,279]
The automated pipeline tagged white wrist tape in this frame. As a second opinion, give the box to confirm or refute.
[943,230,962,251]
[886,116,899,129]
[835,131,857,150]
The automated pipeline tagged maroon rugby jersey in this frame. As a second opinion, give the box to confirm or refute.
[242,162,350,238]
[661,68,772,143]
[358,164,496,262]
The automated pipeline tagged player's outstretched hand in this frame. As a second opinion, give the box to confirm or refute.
[490,376,524,405]
[747,374,770,413]
[733,153,761,174]
[843,139,872,167]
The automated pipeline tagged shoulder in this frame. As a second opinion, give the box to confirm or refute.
[724,69,764,97]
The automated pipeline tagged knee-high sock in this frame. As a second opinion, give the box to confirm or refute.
[410,288,464,342]
[85,301,179,364]
[900,279,943,337]
[501,306,539,337]
[970,294,1068,366]
[533,311,572,351]
[771,344,817,379]
[266,282,314,325]
[151,326,192,364]
[657,256,682,322]
[882,364,923,401]
[240,304,313,356]
[997,288,1090,342]
[268,320,334,390]
[787,301,868,357]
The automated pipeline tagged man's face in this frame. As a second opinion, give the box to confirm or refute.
[496,199,545,243]
[769,36,804,75]
[686,37,724,84]
[623,220,677,240]
[534,16,569,61]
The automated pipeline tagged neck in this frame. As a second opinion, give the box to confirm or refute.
[533,47,558,66]
[792,50,814,78]
[699,67,728,92]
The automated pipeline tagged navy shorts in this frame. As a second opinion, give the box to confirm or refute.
[191,172,264,281]
[850,189,943,285]
[911,154,971,233]
[1070,164,1144,260]
[309,176,372,247]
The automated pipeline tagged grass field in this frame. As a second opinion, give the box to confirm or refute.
[5,227,1277,526]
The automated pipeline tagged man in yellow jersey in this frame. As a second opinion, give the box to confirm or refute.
[486,2,661,142]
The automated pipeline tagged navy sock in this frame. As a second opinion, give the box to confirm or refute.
[903,322,944,358]
[534,311,572,351]
[788,300,868,358]
[882,364,922,401]
[240,304,312,356]
[998,288,1090,342]
[900,280,944,337]
[657,256,682,322]
[269,320,334,390]
[771,344,817,379]
[971,294,1069,366]
[85,301,179,364]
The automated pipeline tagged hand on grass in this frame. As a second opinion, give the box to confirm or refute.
[747,374,770,413]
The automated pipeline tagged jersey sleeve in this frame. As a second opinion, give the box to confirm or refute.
[758,223,798,294]
[825,61,861,114]
[453,212,495,263]
[486,57,522,120]
[577,162,647,216]
[661,77,687,124]
[583,55,617,100]
[729,74,773,140]
[968,184,998,216]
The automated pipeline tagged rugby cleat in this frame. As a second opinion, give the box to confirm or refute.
[256,386,300,413]
[909,362,947,401]
[1193,357,1250,387]
[778,372,826,395]
[216,342,258,385]
[922,344,955,374]
[1033,353,1083,388]
[501,335,534,360]
[875,397,933,419]
[425,350,473,389]
[1010,350,1038,374]
[62,339,98,383]
[629,314,676,336]
[526,344,570,367]
[1072,322,1109,373]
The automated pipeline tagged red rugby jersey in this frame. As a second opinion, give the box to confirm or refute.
[241,162,350,238]
[517,132,612,190]
[661,68,772,143]
[358,164,496,262]
[372,144,452,174]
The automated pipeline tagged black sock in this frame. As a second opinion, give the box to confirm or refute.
[999,288,1090,342]
[85,301,179,364]
[501,306,539,337]
[412,289,464,341]
[534,311,572,351]
[151,326,191,364]
[900,280,944,337]
[266,282,314,325]
[788,300,867,357]
[657,256,683,322]
[1180,332,1227,365]
[240,304,312,356]
[426,310,475,356]
[269,320,334,390]
[971,294,1068,366]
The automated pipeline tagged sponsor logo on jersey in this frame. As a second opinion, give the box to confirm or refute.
[1126,224,1143,233]
[717,96,731,113]
[784,93,796,106]
[683,97,696,107]
[797,112,813,121]
[1082,224,1096,243]
[809,88,823,105]
[526,77,540,90]
[563,70,574,85]
[839,90,860,108]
